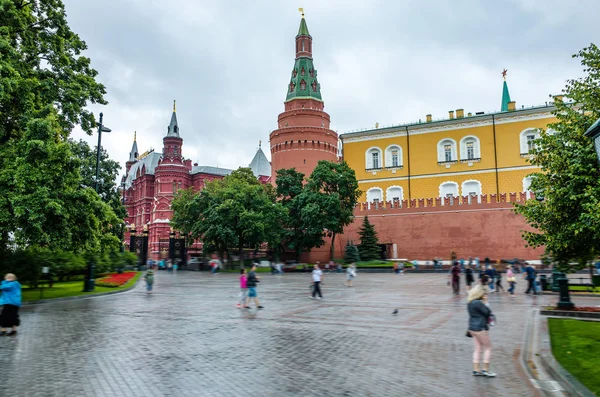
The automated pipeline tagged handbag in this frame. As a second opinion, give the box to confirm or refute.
[488,314,497,327]
[465,330,472,338]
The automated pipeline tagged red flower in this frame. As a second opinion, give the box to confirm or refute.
[96,272,136,287]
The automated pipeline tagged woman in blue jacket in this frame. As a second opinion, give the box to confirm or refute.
[467,285,495,377]
[0,273,22,336]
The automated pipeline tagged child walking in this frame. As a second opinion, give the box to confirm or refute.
[144,269,154,294]
[238,269,248,308]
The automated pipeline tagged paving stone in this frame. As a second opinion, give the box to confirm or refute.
[0,272,577,396]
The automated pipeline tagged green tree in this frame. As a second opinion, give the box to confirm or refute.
[357,216,380,261]
[0,0,108,252]
[171,168,287,267]
[305,160,361,260]
[275,168,325,260]
[344,241,360,264]
[514,43,600,273]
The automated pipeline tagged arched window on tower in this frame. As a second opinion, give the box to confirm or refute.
[300,67,305,76]
[301,40,305,52]
[173,147,178,156]
[289,82,295,93]
[300,80,306,90]
[309,68,314,77]
[292,69,297,78]
[312,81,317,92]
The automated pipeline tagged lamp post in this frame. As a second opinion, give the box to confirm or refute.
[83,113,112,292]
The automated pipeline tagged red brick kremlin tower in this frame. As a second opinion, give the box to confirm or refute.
[269,11,338,183]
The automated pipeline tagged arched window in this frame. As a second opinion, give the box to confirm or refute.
[439,181,459,205]
[366,187,383,209]
[437,139,457,163]
[461,180,482,203]
[520,128,540,155]
[300,80,306,90]
[386,186,404,204]
[365,147,382,170]
[385,145,403,168]
[459,136,481,161]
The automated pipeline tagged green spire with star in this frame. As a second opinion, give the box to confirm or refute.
[501,69,511,111]
[285,14,322,102]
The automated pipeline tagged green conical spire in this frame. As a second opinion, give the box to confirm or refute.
[297,16,311,37]
[501,70,511,111]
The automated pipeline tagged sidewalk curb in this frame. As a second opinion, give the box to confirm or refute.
[539,316,596,397]
[22,274,142,306]
[521,308,567,397]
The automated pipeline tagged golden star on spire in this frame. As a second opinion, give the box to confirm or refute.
[502,69,508,80]
[298,7,304,18]
[173,100,176,112]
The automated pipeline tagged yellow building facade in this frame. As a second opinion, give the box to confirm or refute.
[341,90,559,204]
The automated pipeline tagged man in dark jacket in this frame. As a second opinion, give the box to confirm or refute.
[246,264,264,309]
[524,264,537,295]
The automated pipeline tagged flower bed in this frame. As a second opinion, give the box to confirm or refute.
[541,306,600,318]
[96,272,137,288]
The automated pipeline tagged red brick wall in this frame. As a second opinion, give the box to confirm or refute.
[302,196,543,263]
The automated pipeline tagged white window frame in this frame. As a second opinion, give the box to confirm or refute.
[461,180,482,203]
[366,187,383,209]
[520,128,540,155]
[365,147,383,169]
[459,136,481,161]
[386,186,404,203]
[437,138,457,163]
[384,145,403,168]
[439,181,459,205]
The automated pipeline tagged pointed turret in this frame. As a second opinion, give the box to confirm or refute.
[166,100,179,137]
[249,141,271,178]
[129,131,139,162]
[286,12,322,102]
[501,69,511,112]
[269,11,338,184]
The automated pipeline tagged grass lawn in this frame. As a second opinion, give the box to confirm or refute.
[548,318,600,394]
[21,272,142,302]
[569,285,600,294]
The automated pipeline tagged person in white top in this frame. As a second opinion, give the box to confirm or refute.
[311,264,323,299]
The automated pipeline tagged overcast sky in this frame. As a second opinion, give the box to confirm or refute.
[65,0,599,176]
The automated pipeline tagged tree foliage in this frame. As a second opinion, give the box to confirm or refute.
[0,0,117,255]
[514,43,600,271]
[344,242,360,264]
[171,168,286,266]
[276,161,361,261]
[357,216,380,261]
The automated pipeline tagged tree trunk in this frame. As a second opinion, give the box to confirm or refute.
[330,232,336,262]
[239,238,244,269]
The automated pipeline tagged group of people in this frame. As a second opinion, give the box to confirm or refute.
[449,260,541,296]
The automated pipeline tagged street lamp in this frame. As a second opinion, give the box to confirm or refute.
[584,117,600,162]
[94,112,112,193]
[83,112,111,293]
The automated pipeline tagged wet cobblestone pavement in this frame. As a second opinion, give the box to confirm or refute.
[0,272,557,396]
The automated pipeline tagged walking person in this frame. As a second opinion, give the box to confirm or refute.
[467,286,496,377]
[449,261,461,295]
[524,263,537,295]
[494,261,505,293]
[465,265,475,292]
[507,265,517,295]
[0,273,22,336]
[143,268,155,294]
[485,265,496,292]
[245,264,263,309]
[311,264,323,299]
[346,263,357,287]
[237,269,248,308]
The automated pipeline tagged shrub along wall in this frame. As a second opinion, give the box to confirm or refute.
[0,249,138,288]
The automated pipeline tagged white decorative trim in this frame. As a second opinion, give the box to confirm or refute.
[341,110,555,143]
[520,127,540,154]
[357,165,540,183]
[386,185,404,201]
[439,181,459,202]
[459,135,481,160]
[366,187,384,208]
[365,146,382,169]
[437,138,458,163]
[461,179,482,203]
[358,176,408,183]
[384,144,403,168]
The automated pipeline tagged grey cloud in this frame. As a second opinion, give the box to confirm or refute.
[64,0,600,177]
